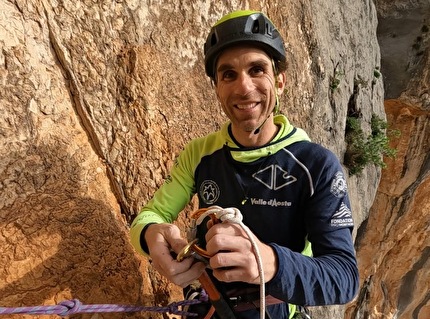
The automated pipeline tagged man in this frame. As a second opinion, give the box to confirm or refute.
[130,10,359,319]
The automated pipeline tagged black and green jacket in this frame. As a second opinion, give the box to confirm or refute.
[131,114,359,319]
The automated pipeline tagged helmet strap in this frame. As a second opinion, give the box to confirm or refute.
[272,59,280,115]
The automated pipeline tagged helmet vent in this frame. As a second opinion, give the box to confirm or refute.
[252,20,260,33]
[210,33,218,46]
[266,23,272,36]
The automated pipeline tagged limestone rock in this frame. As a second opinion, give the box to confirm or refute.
[346,101,430,319]
[3,0,424,319]
[346,0,430,318]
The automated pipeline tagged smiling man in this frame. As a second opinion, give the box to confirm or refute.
[130,10,359,319]
[214,45,284,147]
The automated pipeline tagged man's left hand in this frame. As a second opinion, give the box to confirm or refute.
[204,223,278,284]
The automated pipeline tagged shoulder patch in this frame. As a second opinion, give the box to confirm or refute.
[330,171,348,198]
[330,202,354,227]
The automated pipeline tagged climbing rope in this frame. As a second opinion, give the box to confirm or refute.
[0,298,202,317]
[190,206,266,319]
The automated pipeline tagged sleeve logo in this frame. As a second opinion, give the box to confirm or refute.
[330,202,354,227]
[330,171,348,198]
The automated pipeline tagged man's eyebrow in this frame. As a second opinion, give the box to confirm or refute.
[249,59,271,68]
[216,58,270,74]
[216,63,234,74]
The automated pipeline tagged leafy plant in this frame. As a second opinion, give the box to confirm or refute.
[344,114,400,175]
[330,70,343,91]
[373,68,381,79]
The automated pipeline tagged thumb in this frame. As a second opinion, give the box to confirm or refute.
[162,224,188,254]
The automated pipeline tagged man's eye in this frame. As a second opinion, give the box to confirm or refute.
[222,71,235,80]
[250,66,265,75]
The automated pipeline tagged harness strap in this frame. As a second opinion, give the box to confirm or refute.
[229,294,284,312]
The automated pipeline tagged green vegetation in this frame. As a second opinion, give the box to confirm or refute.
[344,114,400,175]
[372,67,381,85]
[373,68,381,79]
[330,70,343,91]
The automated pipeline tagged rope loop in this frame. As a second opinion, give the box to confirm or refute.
[166,301,179,315]
[167,300,201,317]
[199,289,209,302]
[211,206,243,223]
[194,206,243,226]
[58,299,82,316]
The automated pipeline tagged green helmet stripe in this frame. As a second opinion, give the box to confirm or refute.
[214,10,259,26]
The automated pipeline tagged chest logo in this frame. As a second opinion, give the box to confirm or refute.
[200,180,220,204]
[252,165,297,190]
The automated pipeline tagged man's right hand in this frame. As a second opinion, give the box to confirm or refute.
[145,223,206,287]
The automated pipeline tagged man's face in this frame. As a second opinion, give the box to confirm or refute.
[214,45,286,135]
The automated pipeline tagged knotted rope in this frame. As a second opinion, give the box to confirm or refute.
[0,298,202,317]
[194,206,266,319]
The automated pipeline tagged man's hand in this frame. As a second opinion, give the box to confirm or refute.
[145,223,206,287]
[205,223,278,284]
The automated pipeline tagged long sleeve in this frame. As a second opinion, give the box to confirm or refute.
[266,147,359,305]
[129,146,196,255]
[267,230,358,305]
[129,128,228,255]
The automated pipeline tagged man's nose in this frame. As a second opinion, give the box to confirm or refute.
[235,73,254,94]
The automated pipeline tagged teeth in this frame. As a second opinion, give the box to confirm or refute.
[236,103,257,109]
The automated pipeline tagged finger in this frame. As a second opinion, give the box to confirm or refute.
[158,260,206,288]
[160,225,189,252]
[209,250,254,269]
[206,233,251,257]
[209,251,259,283]
[205,223,244,238]
[212,263,258,283]
[176,261,207,287]
[155,255,195,276]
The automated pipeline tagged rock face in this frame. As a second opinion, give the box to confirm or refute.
[346,101,430,319]
[346,1,430,318]
[0,1,426,319]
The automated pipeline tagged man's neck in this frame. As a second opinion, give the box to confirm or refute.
[232,121,279,148]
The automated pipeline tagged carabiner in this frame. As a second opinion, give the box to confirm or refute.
[178,208,220,262]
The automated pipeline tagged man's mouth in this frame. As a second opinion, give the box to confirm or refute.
[235,102,259,110]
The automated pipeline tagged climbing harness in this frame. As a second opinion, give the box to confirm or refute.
[177,206,266,319]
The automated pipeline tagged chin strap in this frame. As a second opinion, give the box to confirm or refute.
[272,59,281,115]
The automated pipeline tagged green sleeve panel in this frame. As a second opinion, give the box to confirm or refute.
[129,128,228,255]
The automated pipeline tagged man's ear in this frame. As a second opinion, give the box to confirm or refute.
[276,72,287,94]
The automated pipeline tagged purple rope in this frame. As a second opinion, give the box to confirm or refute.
[0,298,203,317]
